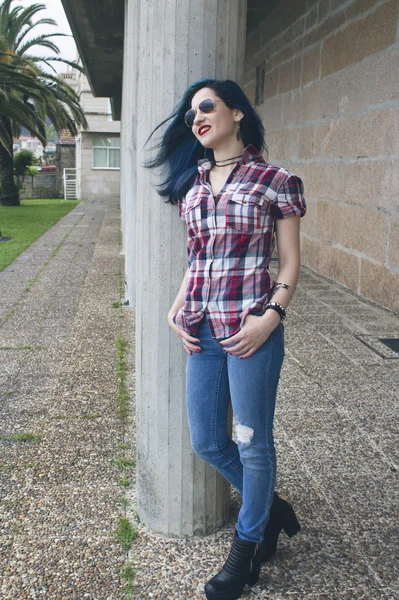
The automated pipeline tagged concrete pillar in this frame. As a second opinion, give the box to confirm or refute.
[120,0,140,302]
[129,0,247,536]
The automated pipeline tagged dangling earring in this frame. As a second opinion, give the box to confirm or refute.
[236,121,241,142]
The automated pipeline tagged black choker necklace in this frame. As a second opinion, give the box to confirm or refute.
[213,153,243,167]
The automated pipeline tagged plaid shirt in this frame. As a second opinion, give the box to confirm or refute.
[174,145,306,339]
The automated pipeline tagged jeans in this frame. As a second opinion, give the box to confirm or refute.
[186,316,285,543]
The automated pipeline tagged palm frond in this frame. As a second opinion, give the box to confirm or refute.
[24,54,85,74]
[0,97,47,148]
[17,36,63,55]
[9,3,49,36]
[0,0,88,153]
[17,11,56,31]
[14,17,57,49]
[0,61,44,100]
[0,117,12,153]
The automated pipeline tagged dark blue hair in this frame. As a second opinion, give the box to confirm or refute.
[145,79,266,204]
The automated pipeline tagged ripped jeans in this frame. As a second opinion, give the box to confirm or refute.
[186,316,285,543]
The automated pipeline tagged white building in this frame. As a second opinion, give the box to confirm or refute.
[15,136,44,160]
[75,72,121,200]
[60,68,121,200]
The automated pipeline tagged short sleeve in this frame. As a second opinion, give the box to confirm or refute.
[271,175,307,219]
[178,196,187,221]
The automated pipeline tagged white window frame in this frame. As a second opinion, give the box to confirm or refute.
[107,99,113,122]
[92,135,120,170]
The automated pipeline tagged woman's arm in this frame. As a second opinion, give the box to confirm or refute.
[269,214,301,308]
[168,268,200,355]
[168,268,189,323]
[220,215,301,358]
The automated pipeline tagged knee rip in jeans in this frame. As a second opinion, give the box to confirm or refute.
[233,416,254,447]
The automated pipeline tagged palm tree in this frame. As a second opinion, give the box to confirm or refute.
[0,0,88,205]
[13,148,38,193]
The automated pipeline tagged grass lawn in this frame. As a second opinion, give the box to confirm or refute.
[0,198,80,272]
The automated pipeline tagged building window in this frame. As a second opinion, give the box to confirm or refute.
[92,135,120,169]
[255,63,265,106]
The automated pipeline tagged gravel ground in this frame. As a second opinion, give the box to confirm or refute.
[1,195,398,599]
[1,197,130,599]
[128,270,399,598]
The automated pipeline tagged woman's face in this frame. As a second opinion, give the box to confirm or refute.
[189,87,242,149]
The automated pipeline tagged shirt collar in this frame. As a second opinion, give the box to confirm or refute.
[197,144,263,173]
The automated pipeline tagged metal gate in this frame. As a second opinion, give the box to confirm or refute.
[63,168,77,200]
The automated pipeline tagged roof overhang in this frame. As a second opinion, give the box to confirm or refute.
[247,0,283,34]
[61,0,124,120]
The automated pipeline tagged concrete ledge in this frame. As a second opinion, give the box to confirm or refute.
[61,0,124,119]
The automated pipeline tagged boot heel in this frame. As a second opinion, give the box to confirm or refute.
[281,505,301,538]
[261,494,301,563]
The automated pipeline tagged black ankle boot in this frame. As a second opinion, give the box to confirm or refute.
[260,492,301,563]
[204,531,261,600]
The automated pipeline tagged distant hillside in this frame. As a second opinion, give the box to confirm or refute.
[20,117,57,142]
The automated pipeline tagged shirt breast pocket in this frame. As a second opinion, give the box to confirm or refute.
[225,191,265,233]
[185,195,204,237]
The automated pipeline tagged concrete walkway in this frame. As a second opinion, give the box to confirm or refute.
[0,197,130,598]
[1,197,398,599]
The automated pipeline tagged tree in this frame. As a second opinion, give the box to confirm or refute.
[13,148,38,193]
[46,123,56,143]
[0,0,88,206]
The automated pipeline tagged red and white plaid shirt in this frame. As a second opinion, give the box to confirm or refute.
[174,145,306,339]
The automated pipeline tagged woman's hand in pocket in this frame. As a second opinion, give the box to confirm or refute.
[167,312,201,355]
[219,312,280,358]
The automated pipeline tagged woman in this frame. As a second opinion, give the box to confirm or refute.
[147,79,306,600]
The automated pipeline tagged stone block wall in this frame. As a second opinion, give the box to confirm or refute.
[244,0,399,312]
[20,173,57,199]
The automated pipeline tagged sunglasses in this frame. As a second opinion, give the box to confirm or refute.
[184,99,223,128]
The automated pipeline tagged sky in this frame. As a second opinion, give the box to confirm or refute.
[20,0,77,71]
